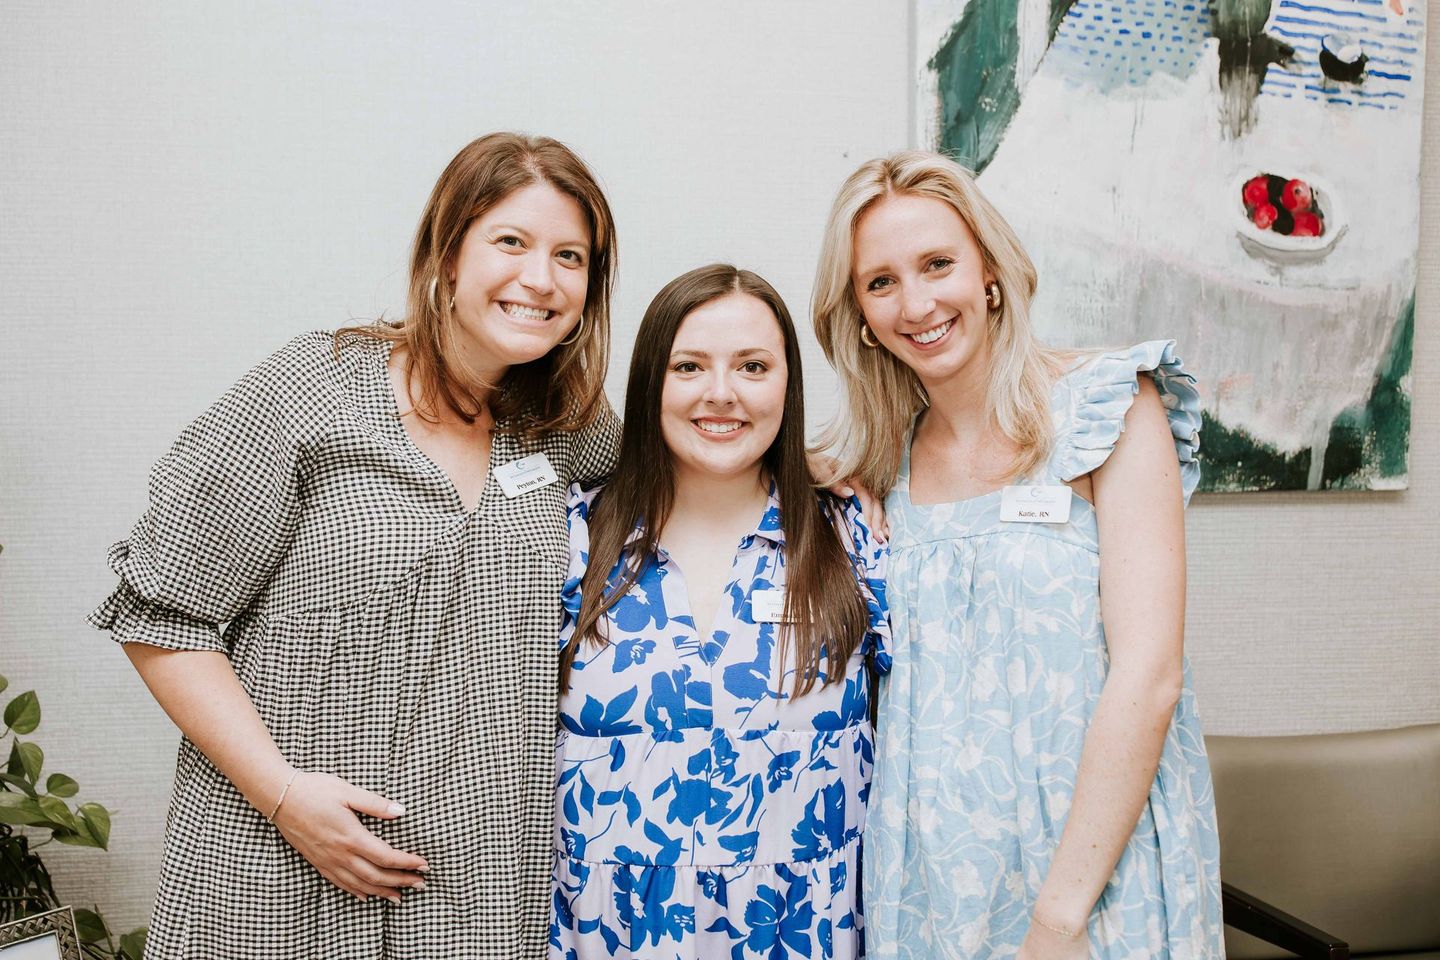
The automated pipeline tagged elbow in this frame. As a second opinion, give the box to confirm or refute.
[1110,662,1183,718]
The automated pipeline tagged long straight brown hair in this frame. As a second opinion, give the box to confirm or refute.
[561,264,870,697]
[342,132,615,433]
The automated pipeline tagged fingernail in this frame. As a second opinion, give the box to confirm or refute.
[840,486,855,497]
[417,862,430,873]
[412,880,427,891]
[387,802,406,816]
[388,895,402,905]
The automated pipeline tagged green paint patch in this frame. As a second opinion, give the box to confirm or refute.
[1199,294,1413,493]
[1321,294,1413,490]
[1199,412,1311,492]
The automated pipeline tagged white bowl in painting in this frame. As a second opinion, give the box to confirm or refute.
[1233,169,1347,264]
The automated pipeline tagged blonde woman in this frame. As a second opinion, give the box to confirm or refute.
[812,151,1223,959]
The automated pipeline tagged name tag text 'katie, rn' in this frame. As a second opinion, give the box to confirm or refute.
[999,484,1073,524]
[493,454,559,499]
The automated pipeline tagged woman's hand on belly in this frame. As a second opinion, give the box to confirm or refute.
[273,772,430,903]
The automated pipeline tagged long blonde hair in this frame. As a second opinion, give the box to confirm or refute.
[342,132,615,434]
[812,150,1061,497]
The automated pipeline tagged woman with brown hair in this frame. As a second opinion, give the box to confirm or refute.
[90,132,620,959]
[549,264,889,959]
[812,151,1223,959]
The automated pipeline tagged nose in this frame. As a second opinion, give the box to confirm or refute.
[900,289,935,325]
[518,253,556,297]
[702,369,736,406]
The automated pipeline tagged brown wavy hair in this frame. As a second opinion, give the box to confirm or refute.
[342,132,615,432]
[561,264,869,698]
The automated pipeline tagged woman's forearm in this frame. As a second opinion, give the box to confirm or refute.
[1031,665,1181,932]
[125,644,293,815]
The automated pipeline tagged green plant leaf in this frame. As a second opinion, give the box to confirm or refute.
[16,741,42,783]
[0,674,8,695]
[6,740,24,778]
[51,823,103,848]
[0,793,50,826]
[0,771,39,797]
[38,795,77,831]
[79,802,111,850]
[45,773,79,798]
[72,907,109,944]
[119,928,148,960]
[3,691,40,735]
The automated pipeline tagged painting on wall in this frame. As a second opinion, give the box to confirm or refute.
[914,0,1424,491]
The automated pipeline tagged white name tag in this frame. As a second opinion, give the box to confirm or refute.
[492,454,559,499]
[750,588,787,623]
[999,484,1072,524]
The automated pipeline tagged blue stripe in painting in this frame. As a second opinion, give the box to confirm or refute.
[1368,69,1413,80]
[1272,14,1419,41]
[1278,1,1388,23]
[1326,96,1355,104]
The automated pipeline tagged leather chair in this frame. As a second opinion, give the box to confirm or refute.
[1208,724,1440,959]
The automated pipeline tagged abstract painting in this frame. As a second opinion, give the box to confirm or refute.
[914,0,1424,491]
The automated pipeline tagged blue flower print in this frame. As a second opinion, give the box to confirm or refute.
[552,483,888,959]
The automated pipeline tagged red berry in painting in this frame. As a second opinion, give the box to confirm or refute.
[1282,179,1313,212]
[1292,211,1323,237]
[1243,175,1270,209]
[1252,202,1278,230]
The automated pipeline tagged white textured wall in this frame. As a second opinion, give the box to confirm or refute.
[0,0,1433,935]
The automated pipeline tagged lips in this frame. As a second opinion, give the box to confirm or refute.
[501,302,555,322]
[694,418,744,436]
[906,319,954,346]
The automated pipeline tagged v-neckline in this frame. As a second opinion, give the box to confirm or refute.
[378,340,499,518]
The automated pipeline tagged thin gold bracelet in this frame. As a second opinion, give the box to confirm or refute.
[266,769,300,822]
[1032,913,1082,938]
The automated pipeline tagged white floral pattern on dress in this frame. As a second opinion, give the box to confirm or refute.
[864,341,1224,959]
[551,483,890,960]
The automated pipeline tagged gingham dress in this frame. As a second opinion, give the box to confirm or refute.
[89,331,620,960]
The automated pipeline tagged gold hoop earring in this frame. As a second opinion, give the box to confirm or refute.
[428,276,455,313]
[859,323,879,349]
[985,282,1002,310]
[558,314,586,347]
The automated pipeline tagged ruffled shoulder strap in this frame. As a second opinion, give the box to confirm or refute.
[1050,340,1202,505]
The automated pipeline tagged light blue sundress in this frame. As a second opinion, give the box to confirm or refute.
[864,341,1225,959]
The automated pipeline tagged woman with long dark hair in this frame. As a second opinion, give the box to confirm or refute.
[91,133,620,959]
[549,264,889,959]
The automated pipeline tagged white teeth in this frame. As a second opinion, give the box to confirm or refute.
[503,303,551,321]
[909,320,953,345]
[696,420,742,434]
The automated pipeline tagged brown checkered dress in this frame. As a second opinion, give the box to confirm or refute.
[90,332,619,959]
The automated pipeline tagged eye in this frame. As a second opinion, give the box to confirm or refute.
[672,361,701,374]
[740,360,767,374]
[496,235,523,249]
[927,257,954,272]
[866,275,893,292]
[557,249,586,266]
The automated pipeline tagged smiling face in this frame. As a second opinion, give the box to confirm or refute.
[851,191,996,389]
[660,292,788,485]
[447,180,591,375]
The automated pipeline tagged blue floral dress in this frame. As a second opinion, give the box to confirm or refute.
[550,483,890,960]
[865,342,1225,959]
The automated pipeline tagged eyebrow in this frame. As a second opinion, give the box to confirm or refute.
[855,246,957,278]
[488,223,590,251]
[670,348,778,360]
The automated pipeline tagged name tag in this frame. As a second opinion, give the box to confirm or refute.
[750,588,787,623]
[999,484,1072,524]
[493,454,559,499]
